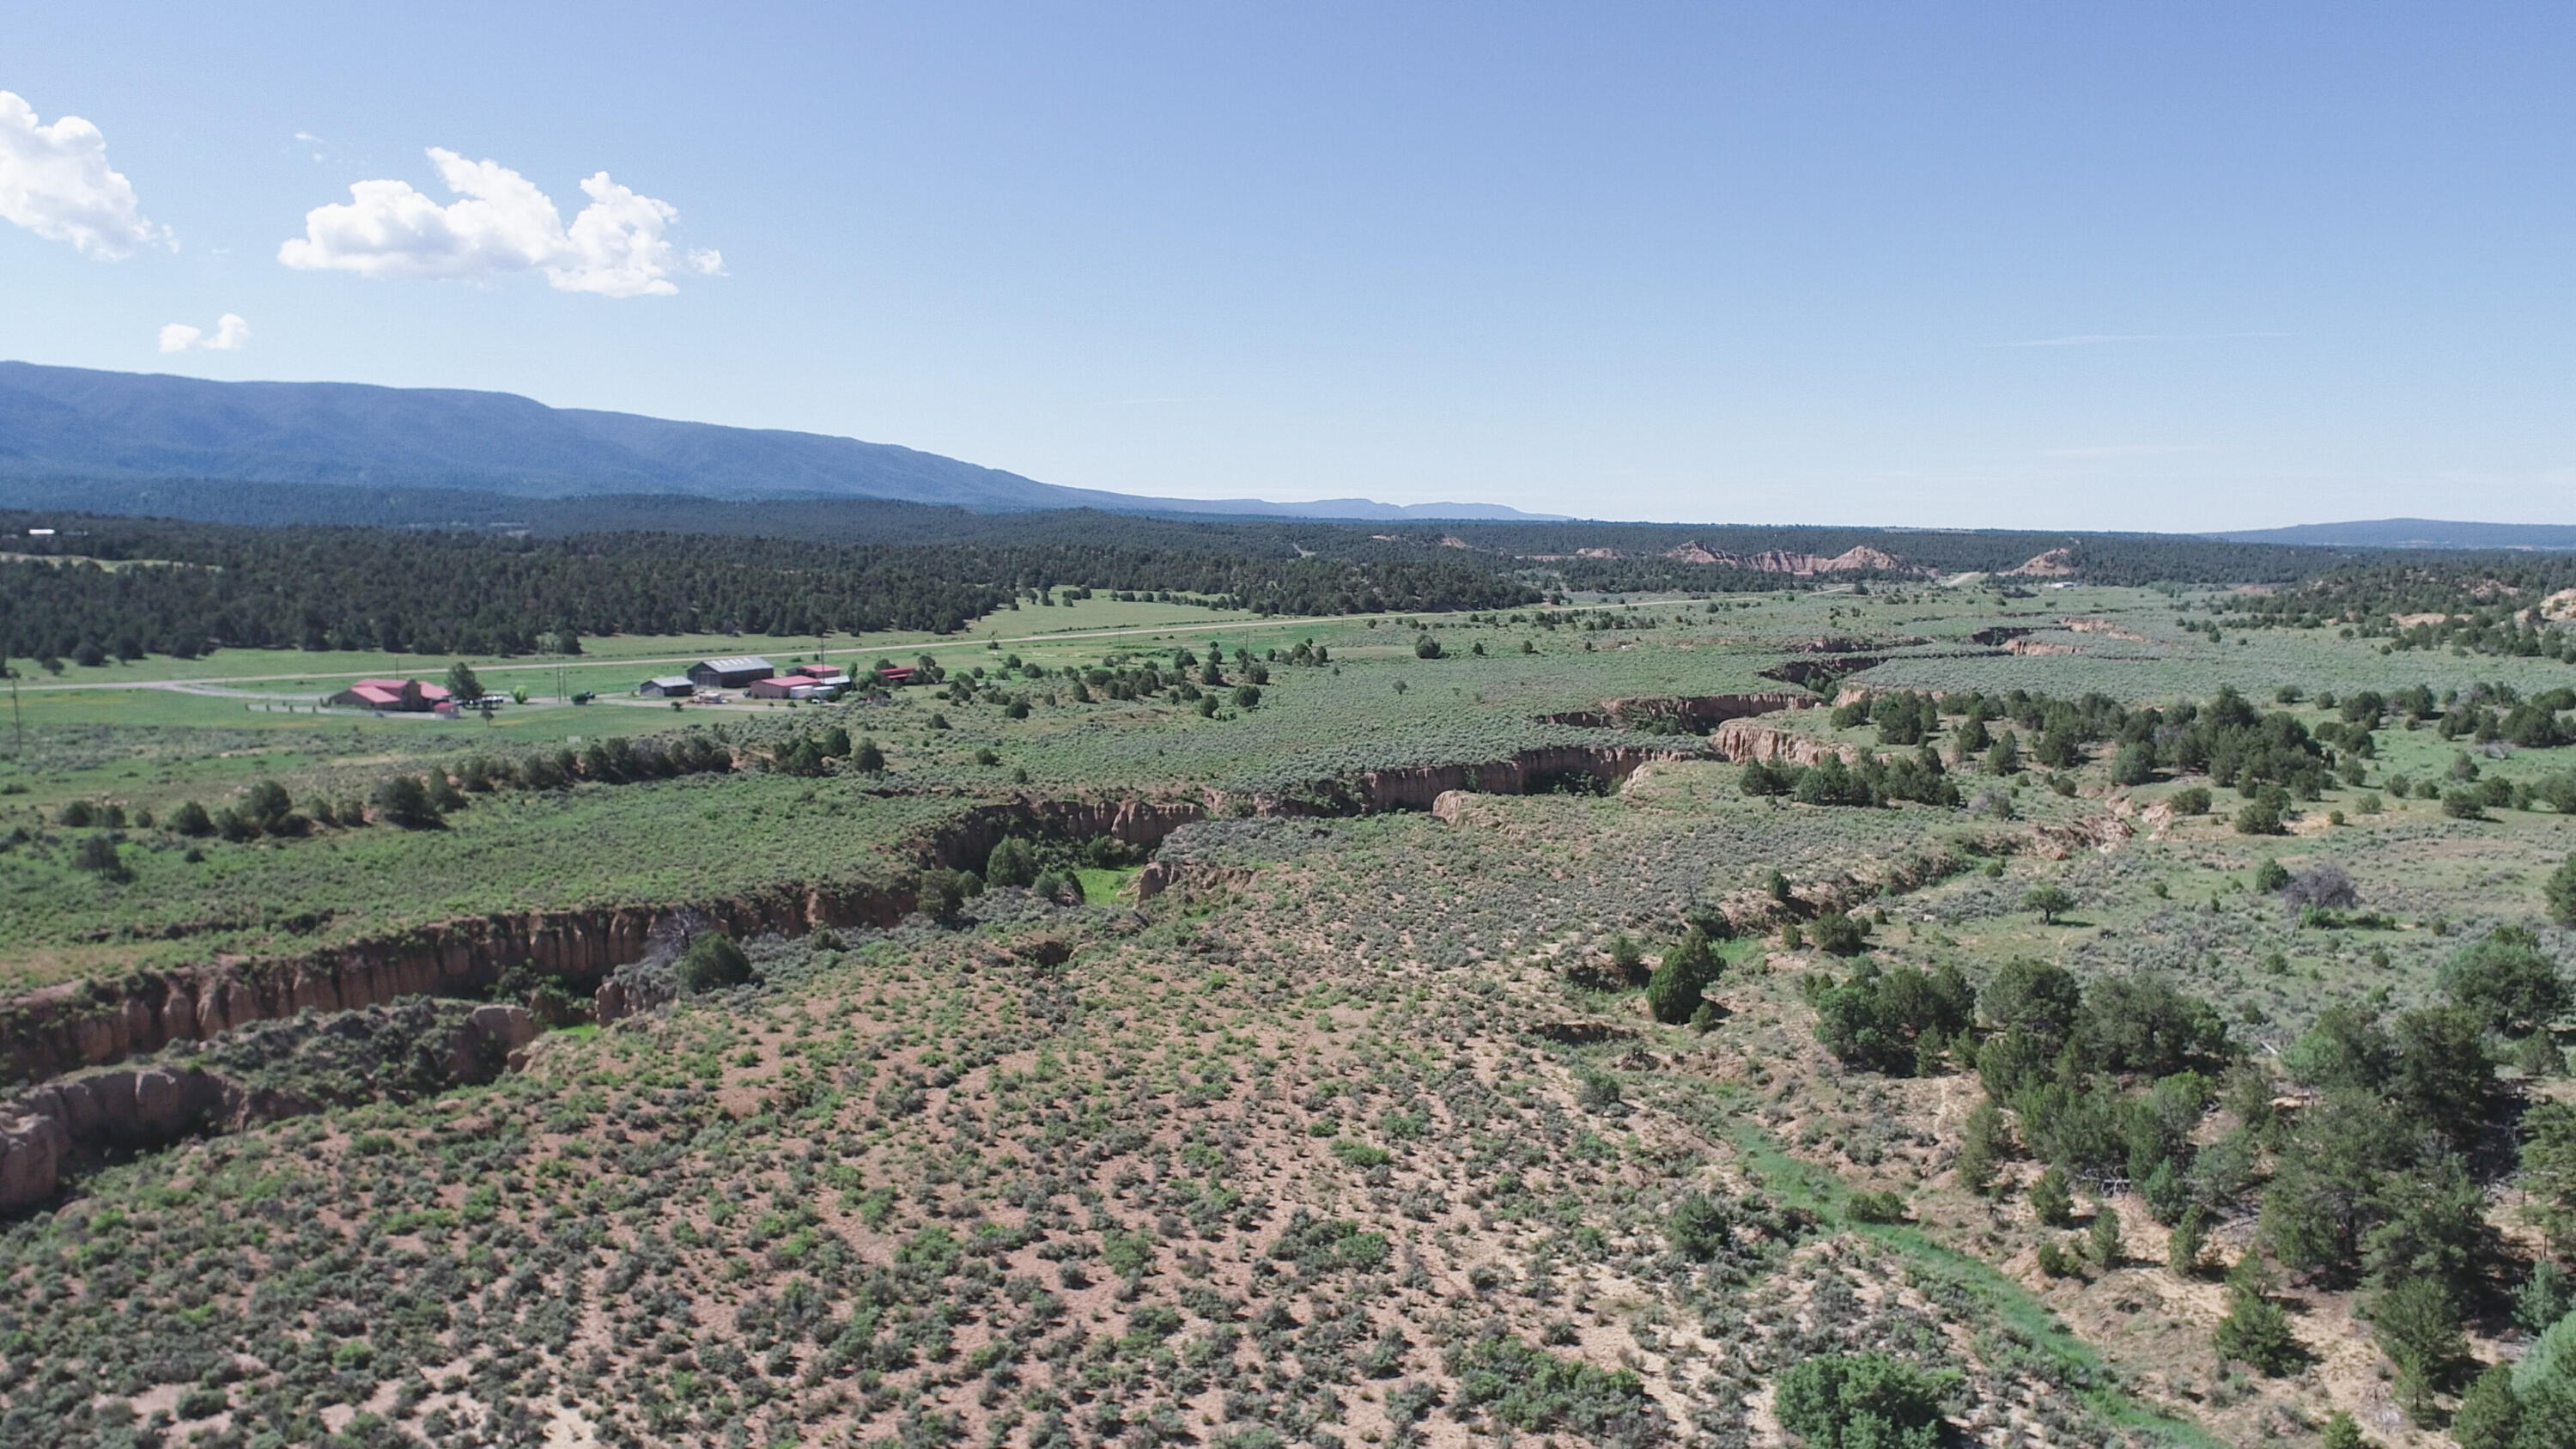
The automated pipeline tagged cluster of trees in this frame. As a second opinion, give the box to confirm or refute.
[1818,685,2379,803]
[2000,685,2345,795]
[1836,690,1942,746]
[2429,684,2576,749]
[2235,927,2576,1418]
[914,831,1130,922]
[2451,1331,2576,1449]
[1741,749,1961,808]
[1806,959,1972,1074]
[920,644,1291,717]
[145,732,743,845]
[148,773,465,837]
[1880,685,2576,828]
[772,726,884,777]
[166,780,317,840]
[1772,1353,1959,1449]
[1799,914,2576,1428]
[476,733,737,790]
[2376,748,2576,822]
[0,509,1540,663]
[978,837,1091,907]
[2208,557,2576,661]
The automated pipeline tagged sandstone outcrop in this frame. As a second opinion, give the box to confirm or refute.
[1707,721,1862,768]
[2007,548,2079,577]
[0,880,913,1088]
[1658,543,1933,576]
[2059,617,2148,642]
[0,1002,536,1212]
[1758,657,1884,688]
[1201,743,1686,818]
[1538,692,1810,731]
[2030,813,2136,859]
[922,797,1206,871]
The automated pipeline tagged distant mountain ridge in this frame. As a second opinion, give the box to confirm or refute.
[2210,518,2576,551]
[0,362,1562,522]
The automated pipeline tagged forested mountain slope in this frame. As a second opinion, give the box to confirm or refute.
[0,363,1556,520]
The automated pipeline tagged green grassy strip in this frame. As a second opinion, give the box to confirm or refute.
[1728,1119,2225,1449]
[1074,864,1145,903]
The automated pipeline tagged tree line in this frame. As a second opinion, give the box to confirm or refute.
[0,511,1538,661]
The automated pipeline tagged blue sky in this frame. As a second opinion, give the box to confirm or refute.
[5,3,2573,527]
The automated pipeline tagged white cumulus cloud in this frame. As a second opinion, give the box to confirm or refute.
[159,314,250,353]
[277,148,716,298]
[0,90,170,258]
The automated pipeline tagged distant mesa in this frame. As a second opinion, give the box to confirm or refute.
[1656,540,1932,576]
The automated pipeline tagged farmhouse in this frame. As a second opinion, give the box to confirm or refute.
[874,664,919,685]
[636,676,696,698]
[687,655,775,690]
[325,678,453,712]
[789,664,852,689]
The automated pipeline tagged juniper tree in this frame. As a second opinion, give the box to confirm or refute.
[2022,885,2073,924]
[1646,930,1720,1026]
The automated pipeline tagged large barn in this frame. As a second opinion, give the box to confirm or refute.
[686,656,775,690]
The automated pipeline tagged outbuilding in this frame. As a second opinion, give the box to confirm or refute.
[637,676,696,698]
[746,675,824,700]
[687,656,775,690]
